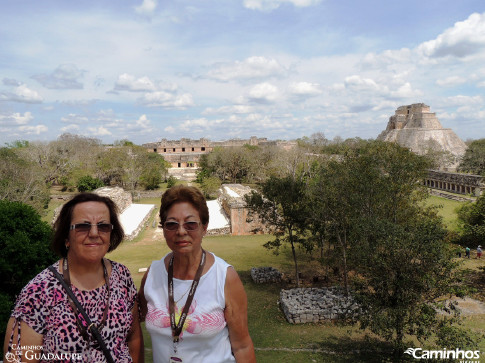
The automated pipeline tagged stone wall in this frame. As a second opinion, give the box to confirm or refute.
[280,287,360,324]
[251,267,282,283]
[94,186,132,213]
[219,184,265,235]
[51,187,133,224]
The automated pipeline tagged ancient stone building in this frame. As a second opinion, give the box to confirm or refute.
[377,103,467,170]
[143,136,296,180]
[219,184,263,235]
[424,170,484,197]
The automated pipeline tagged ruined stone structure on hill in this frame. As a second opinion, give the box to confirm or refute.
[377,103,467,170]
[143,136,296,180]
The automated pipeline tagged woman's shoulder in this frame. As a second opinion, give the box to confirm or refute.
[13,261,62,312]
[108,260,136,281]
[210,252,232,269]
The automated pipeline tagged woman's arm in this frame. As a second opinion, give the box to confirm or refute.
[224,267,256,363]
[3,317,43,363]
[138,268,150,322]
[127,301,144,363]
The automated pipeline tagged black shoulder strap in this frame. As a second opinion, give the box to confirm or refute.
[48,265,115,363]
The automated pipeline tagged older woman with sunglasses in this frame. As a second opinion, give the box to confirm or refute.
[3,193,144,362]
[139,185,255,363]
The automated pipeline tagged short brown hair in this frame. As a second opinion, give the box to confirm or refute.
[159,185,209,226]
[52,192,125,257]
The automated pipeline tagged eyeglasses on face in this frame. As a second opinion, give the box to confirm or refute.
[163,221,200,231]
[70,223,113,234]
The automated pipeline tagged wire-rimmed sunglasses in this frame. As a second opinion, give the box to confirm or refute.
[70,223,113,234]
[163,221,200,231]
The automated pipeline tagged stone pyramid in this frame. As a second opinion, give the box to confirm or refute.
[377,103,467,169]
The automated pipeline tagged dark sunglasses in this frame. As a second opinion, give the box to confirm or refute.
[70,223,113,234]
[163,221,200,231]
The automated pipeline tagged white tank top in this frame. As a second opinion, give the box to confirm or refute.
[144,252,236,363]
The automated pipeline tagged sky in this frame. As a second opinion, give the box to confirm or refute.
[1,0,485,145]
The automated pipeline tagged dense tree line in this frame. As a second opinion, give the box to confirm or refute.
[0,201,56,344]
[245,139,478,356]
[1,134,170,213]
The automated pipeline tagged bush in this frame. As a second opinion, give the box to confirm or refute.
[77,175,104,192]
[201,176,222,199]
[0,200,56,344]
[166,175,177,188]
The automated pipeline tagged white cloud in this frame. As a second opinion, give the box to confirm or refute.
[0,111,33,125]
[0,85,43,103]
[445,95,483,107]
[32,64,84,89]
[418,12,485,58]
[179,118,210,132]
[202,105,254,115]
[135,0,158,15]
[141,91,194,109]
[135,114,151,128]
[114,73,156,92]
[207,56,287,82]
[61,114,90,124]
[436,76,467,87]
[87,126,112,136]
[344,75,382,92]
[164,125,176,134]
[247,82,279,103]
[243,0,322,11]
[18,125,48,135]
[60,124,80,132]
[288,82,322,96]
[390,82,422,98]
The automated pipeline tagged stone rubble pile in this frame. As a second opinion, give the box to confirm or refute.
[94,186,132,213]
[206,227,231,236]
[250,267,282,283]
[280,287,360,324]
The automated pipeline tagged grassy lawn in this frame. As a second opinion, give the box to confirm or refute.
[424,195,464,231]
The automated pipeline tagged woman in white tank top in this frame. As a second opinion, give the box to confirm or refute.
[139,185,256,363]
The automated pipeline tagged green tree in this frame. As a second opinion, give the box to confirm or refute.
[459,138,485,175]
[201,176,222,199]
[0,147,50,213]
[456,193,485,246]
[20,134,102,187]
[245,175,309,287]
[0,200,56,344]
[310,140,470,355]
[140,152,170,190]
[77,175,104,192]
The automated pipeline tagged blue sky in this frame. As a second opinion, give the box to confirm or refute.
[1,0,485,145]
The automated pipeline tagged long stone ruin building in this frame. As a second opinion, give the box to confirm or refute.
[377,103,467,170]
[143,136,296,179]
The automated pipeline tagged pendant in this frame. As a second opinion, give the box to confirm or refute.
[170,357,183,362]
